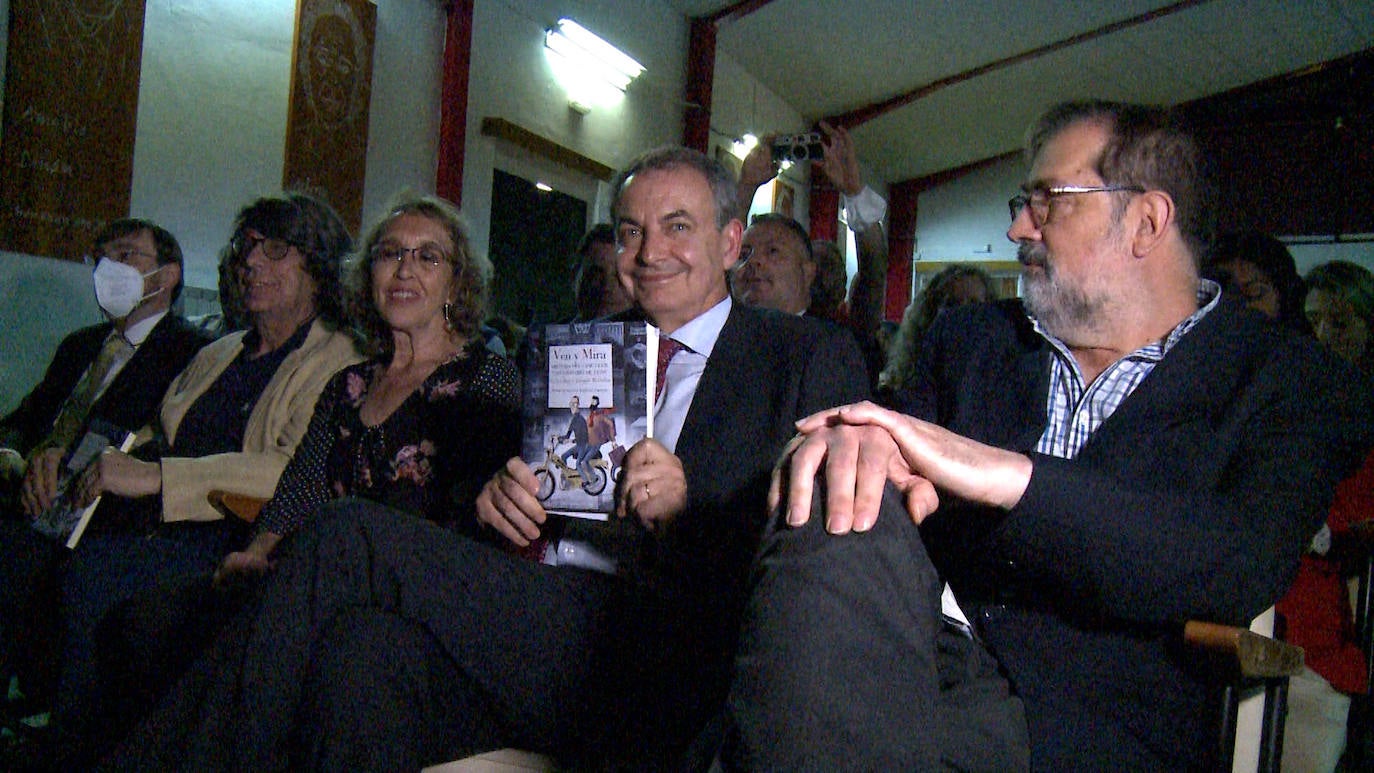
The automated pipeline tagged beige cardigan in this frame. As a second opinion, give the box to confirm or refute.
[145,319,363,524]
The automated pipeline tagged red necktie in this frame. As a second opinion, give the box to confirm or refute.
[655,337,686,401]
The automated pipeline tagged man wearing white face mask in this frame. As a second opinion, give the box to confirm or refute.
[0,219,210,729]
[1,219,212,517]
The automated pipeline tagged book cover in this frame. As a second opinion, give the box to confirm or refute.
[30,417,134,543]
[520,321,656,519]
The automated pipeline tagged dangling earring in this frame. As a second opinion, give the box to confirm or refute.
[442,301,455,332]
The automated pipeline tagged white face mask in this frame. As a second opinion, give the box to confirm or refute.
[93,257,163,319]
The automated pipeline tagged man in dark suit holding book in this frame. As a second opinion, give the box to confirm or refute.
[105,146,872,770]
[0,217,209,728]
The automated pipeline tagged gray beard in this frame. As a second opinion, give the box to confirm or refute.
[1019,243,1103,336]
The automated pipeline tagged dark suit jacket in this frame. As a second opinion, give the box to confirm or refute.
[606,302,870,757]
[0,315,213,455]
[893,297,1374,770]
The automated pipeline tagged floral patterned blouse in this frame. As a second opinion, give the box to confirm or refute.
[256,340,521,537]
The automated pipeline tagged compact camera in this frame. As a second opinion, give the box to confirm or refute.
[771,132,825,163]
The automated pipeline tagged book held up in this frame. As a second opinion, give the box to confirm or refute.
[519,321,657,519]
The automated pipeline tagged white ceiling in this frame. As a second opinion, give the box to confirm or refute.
[670,0,1374,184]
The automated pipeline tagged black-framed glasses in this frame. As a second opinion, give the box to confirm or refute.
[232,231,297,261]
[369,242,450,269]
[1008,185,1145,226]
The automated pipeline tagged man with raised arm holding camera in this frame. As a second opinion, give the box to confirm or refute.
[734,122,889,382]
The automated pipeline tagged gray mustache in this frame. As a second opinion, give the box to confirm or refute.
[1017,243,1047,267]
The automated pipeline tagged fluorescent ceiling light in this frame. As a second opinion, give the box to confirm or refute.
[545,18,644,93]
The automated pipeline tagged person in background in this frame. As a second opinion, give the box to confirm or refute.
[735,121,888,383]
[734,212,816,315]
[1307,261,1374,377]
[3,219,209,516]
[1203,234,1362,771]
[87,192,521,769]
[1206,230,1311,334]
[571,222,631,321]
[1280,259,1374,773]
[878,264,995,399]
[40,192,363,767]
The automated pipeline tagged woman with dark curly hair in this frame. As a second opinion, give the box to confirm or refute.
[878,264,994,396]
[1205,230,1311,334]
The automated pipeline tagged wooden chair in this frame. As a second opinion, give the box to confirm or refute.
[1187,608,1303,772]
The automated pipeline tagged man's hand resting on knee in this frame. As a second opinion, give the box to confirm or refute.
[770,400,1034,534]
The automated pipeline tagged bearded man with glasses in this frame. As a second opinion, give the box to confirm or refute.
[721,100,1374,770]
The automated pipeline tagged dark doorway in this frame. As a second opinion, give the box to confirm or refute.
[488,169,588,326]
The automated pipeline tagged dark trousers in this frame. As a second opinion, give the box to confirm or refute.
[720,487,1029,770]
[55,520,244,768]
[0,519,64,703]
[105,498,725,771]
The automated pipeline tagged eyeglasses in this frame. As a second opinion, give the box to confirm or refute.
[1008,185,1145,226]
[369,243,450,269]
[96,247,159,265]
[232,231,297,261]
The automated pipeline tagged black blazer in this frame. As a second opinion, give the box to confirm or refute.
[0,315,213,454]
[899,298,1374,770]
[609,302,870,750]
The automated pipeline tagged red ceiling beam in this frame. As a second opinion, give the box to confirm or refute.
[682,0,782,151]
[436,0,474,205]
[683,18,717,152]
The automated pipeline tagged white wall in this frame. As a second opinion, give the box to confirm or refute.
[0,0,451,412]
[459,0,691,259]
[915,156,1023,266]
[710,49,813,225]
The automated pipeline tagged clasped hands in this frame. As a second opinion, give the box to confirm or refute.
[475,438,687,548]
[770,401,1033,534]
